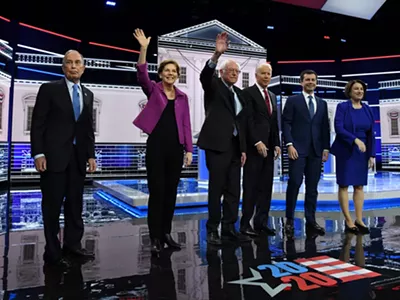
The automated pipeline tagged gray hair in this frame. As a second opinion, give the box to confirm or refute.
[62,50,84,66]
[219,59,240,72]
[256,62,272,74]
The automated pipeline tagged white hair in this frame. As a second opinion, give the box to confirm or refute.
[256,62,272,74]
[219,59,240,71]
[62,50,84,66]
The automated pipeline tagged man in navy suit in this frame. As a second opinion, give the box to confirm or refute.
[282,70,330,236]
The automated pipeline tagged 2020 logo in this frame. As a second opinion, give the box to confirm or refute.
[229,255,381,297]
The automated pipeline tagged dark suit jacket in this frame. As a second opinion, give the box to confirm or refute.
[30,78,96,174]
[242,84,280,150]
[330,100,376,159]
[282,94,330,157]
[197,60,247,153]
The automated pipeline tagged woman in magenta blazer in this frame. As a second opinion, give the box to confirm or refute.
[133,29,193,254]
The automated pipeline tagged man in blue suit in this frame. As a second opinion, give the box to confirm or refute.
[282,70,330,237]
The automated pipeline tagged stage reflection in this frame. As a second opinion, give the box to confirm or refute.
[1,190,400,299]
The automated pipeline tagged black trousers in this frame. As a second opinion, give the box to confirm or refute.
[205,136,241,233]
[285,146,322,223]
[241,149,274,229]
[40,147,85,263]
[146,139,183,240]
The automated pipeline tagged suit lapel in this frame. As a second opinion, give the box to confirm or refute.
[314,96,323,120]
[217,79,235,115]
[250,85,269,116]
[268,90,277,109]
[300,94,314,120]
[79,85,90,121]
[60,79,76,121]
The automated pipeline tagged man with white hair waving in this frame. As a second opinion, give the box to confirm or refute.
[197,32,251,246]
[240,62,281,237]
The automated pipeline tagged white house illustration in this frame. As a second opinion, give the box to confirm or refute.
[157,19,267,136]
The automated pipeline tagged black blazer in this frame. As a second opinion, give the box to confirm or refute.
[30,79,96,174]
[197,60,247,153]
[282,94,330,157]
[242,84,280,150]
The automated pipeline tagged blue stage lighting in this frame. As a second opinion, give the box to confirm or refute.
[106,1,116,6]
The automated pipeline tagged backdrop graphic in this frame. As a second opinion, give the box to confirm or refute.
[0,80,9,182]
[3,18,400,181]
[379,99,400,169]
[8,81,200,180]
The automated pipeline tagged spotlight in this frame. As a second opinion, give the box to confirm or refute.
[106,1,116,6]
[267,26,274,30]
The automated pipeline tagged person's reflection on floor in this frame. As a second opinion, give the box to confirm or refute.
[43,261,84,299]
[285,231,318,260]
[147,248,177,300]
[207,244,242,300]
[338,232,375,300]
[241,237,273,299]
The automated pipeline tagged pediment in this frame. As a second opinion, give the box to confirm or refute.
[160,20,264,50]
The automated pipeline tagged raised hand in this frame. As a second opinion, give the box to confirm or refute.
[133,28,151,48]
[215,32,229,54]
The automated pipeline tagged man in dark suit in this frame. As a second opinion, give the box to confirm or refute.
[282,70,330,236]
[240,63,281,237]
[30,50,96,268]
[197,32,251,245]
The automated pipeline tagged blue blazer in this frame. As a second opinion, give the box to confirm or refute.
[282,94,330,157]
[330,100,376,159]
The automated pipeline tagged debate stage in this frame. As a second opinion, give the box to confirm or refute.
[93,172,400,218]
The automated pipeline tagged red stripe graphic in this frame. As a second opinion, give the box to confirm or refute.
[294,256,381,283]
[272,0,328,10]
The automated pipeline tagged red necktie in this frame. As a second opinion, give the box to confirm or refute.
[263,89,272,116]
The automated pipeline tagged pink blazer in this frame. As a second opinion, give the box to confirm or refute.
[133,63,193,152]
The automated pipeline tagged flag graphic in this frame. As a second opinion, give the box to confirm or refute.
[295,255,381,283]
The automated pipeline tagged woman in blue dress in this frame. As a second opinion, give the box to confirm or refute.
[331,79,376,234]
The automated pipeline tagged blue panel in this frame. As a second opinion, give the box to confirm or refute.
[198,149,209,180]
[10,142,198,179]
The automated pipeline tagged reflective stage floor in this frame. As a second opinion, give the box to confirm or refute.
[94,172,400,217]
[1,186,400,299]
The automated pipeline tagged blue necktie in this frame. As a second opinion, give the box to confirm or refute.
[308,95,314,118]
[73,84,81,121]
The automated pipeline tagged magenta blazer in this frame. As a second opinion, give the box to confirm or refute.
[133,63,193,152]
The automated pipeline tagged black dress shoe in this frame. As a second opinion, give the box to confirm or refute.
[151,239,162,254]
[207,232,222,246]
[306,222,325,236]
[255,225,276,236]
[354,220,370,234]
[222,229,252,242]
[164,234,181,250]
[63,247,95,259]
[345,223,359,234]
[44,257,71,270]
[240,226,259,237]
